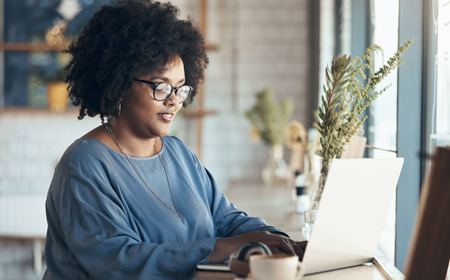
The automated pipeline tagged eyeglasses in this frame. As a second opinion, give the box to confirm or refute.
[132,78,193,103]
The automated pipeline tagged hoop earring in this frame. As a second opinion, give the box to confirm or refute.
[117,102,122,116]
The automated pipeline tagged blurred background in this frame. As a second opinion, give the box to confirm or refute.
[0,0,448,279]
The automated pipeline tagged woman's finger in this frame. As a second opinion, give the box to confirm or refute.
[297,241,308,250]
[269,237,295,255]
[268,246,285,255]
[243,231,296,256]
[291,242,305,261]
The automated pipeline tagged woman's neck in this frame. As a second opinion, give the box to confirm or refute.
[106,118,161,158]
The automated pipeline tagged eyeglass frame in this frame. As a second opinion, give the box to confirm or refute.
[132,78,193,103]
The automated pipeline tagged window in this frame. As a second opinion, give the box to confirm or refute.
[330,0,441,271]
[427,0,450,161]
[368,0,400,265]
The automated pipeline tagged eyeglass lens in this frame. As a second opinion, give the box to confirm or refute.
[154,83,191,102]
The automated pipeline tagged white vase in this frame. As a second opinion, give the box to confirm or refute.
[302,159,330,240]
[261,144,289,187]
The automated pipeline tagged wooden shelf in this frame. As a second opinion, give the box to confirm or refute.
[206,43,218,51]
[182,108,216,118]
[0,43,69,51]
[0,235,46,241]
[0,107,79,115]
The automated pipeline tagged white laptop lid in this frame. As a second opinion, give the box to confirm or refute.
[302,158,404,275]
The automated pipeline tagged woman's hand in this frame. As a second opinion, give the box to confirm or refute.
[206,231,308,263]
[295,240,308,261]
[266,234,308,261]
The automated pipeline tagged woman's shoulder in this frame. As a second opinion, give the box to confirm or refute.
[65,138,110,157]
[162,135,183,145]
[59,138,117,172]
[162,136,205,172]
[162,135,189,152]
[162,136,196,158]
[49,139,114,201]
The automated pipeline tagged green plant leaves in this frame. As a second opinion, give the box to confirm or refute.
[245,88,293,146]
[315,40,414,162]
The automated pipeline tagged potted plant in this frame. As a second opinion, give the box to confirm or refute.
[246,88,293,186]
[39,68,68,112]
[302,40,414,240]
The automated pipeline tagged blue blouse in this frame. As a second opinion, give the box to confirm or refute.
[43,136,286,279]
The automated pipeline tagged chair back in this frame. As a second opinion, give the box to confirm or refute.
[404,146,450,280]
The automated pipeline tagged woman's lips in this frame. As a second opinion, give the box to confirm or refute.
[158,113,174,123]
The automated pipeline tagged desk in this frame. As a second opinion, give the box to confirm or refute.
[194,181,404,280]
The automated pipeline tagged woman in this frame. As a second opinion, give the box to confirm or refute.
[44,0,306,279]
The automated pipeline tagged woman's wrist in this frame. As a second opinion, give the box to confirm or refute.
[207,236,241,263]
[206,231,270,263]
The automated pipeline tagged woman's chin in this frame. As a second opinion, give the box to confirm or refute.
[155,127,171,138]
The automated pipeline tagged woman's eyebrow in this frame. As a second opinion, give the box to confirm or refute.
[149,75,168,81]
[150,76,185,84]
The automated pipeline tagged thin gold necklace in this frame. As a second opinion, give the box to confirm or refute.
[104,123,182,220]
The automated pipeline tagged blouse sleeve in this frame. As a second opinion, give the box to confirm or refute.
[60,175,217,280]
[184,141,289,239]
[204,168,289,238]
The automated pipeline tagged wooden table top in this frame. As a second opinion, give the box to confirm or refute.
[194,263,388,280]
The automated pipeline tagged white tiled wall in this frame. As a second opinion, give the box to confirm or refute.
[0,195,47,238]
[0,113,99,195]
[0,112,99,279]
[189,0,311,188]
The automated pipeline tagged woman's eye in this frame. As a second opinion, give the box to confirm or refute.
[158,88,170,94]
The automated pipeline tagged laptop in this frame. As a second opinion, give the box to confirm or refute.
[302,158,403,274]
[197,158,404,274]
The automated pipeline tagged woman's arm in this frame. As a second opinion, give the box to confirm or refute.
[45,143,220,280]
[56,206,217,279]
[200,169,306,262]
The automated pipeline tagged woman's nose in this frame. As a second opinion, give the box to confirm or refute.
[164,90,180,107]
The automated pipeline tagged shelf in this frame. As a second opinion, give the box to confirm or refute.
[182,108,216,118]
[205,43,219,51]
[0,43,69,51]
[0,107,79,115]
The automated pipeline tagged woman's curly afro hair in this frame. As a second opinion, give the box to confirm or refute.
[65,0,209,122]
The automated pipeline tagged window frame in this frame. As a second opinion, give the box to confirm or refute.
[396,0,427,272]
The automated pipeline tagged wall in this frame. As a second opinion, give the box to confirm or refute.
[182,0,311,188]
[0,112,99,195]
[0,0,311,278]
[0,112,99,279]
